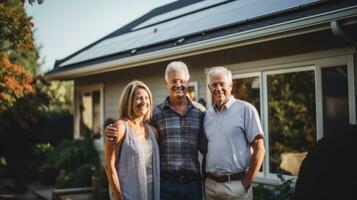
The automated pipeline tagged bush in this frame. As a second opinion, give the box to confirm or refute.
[39,138,100,188]
[91,166,109,200]
[254,174,294,200]
[56,164,94,188]
[0,108,72,181]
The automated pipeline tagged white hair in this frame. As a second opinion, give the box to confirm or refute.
[165,61,190,82]
[207,66,232,85]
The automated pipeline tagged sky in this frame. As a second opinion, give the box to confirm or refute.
[25,0,176,74]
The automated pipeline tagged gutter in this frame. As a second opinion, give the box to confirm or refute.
[331,20,357,44]
[45,5,357,80]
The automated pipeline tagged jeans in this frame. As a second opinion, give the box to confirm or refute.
[160,177,202,200]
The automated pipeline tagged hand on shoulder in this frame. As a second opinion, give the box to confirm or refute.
[105,119,126,143]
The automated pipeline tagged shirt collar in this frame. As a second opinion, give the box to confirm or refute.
[213,95,236,112]
[163,96,193,110]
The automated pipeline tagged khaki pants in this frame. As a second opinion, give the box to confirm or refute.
[205,178,253,200]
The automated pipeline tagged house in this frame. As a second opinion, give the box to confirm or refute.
[45,0,357,185]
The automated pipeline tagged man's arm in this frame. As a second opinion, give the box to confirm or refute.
[105,124,118,140]
[241,135,265,191]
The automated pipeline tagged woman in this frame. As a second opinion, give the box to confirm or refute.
[105,81,160,200]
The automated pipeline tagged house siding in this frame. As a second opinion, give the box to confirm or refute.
[75,62,209,122]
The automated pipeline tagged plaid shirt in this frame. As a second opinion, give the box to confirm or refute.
[150,97,205,174]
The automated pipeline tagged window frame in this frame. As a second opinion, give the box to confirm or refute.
[188,81,199,101]
[74,84,104,139]
[263,65,316,180]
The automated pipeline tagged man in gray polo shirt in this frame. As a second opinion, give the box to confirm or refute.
[203,66,265,200]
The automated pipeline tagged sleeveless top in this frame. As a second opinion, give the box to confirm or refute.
[137,137,153,183]
[110,122,160,200]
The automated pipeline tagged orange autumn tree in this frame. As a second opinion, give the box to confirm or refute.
[0,56,34,111]
[0,0,42,112]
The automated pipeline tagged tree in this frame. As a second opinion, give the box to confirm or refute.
[0,0,41,112]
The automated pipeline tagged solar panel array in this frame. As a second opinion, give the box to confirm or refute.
[59,0,319,67]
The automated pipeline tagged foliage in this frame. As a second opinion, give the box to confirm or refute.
[56,164,94,188]
[0,0,77,192]
[254,174,295,200]
[0,54,34,111]
[91,166,109,199]
[0,157,6,166]
[0,0,34,52]
[38,138,100,188]
[0,77,72,161]
[47,80,73,112]
[0,0,40,112]
[33,143,54,159]
[267,71,316,174]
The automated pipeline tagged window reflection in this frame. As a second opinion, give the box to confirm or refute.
[322,66,349,137]
[232,77,260,115]
[267,70,316,176]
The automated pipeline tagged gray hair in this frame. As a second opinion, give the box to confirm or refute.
[165,61,190,82]
[207,66,232,85]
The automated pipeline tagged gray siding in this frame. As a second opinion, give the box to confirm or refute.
[76,62,208,122]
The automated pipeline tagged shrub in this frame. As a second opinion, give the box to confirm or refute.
[91,166,109,200]
[39,138,100,187]
[254,174,294,200]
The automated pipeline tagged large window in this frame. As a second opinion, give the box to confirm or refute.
[223,54,356,181]
[266,69,316,176]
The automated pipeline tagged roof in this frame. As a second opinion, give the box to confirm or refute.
[46,0,357,79]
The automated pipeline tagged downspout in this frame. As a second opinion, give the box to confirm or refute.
[330,20,357,44]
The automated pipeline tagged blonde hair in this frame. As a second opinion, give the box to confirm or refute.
[118,80,153,122]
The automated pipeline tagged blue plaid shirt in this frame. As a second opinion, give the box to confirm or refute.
[150,97,205,174]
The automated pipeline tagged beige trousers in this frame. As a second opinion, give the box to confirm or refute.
[205,178,253,200]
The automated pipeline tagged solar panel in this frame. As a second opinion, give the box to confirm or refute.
[133,0,230,30]
[59,0,320,67]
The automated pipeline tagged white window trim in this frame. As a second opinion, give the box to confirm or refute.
[263,66,315,181]
[74,84,104,139]
[315,55,356,137]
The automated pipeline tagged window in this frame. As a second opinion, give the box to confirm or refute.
[212,52,356,182]
[188,81,198,101]
[232,74,261,115]
[75,85,103,139]
[321,66,350,136]
[265,68,316,176]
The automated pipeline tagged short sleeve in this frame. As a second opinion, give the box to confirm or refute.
[244,103,264,143]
